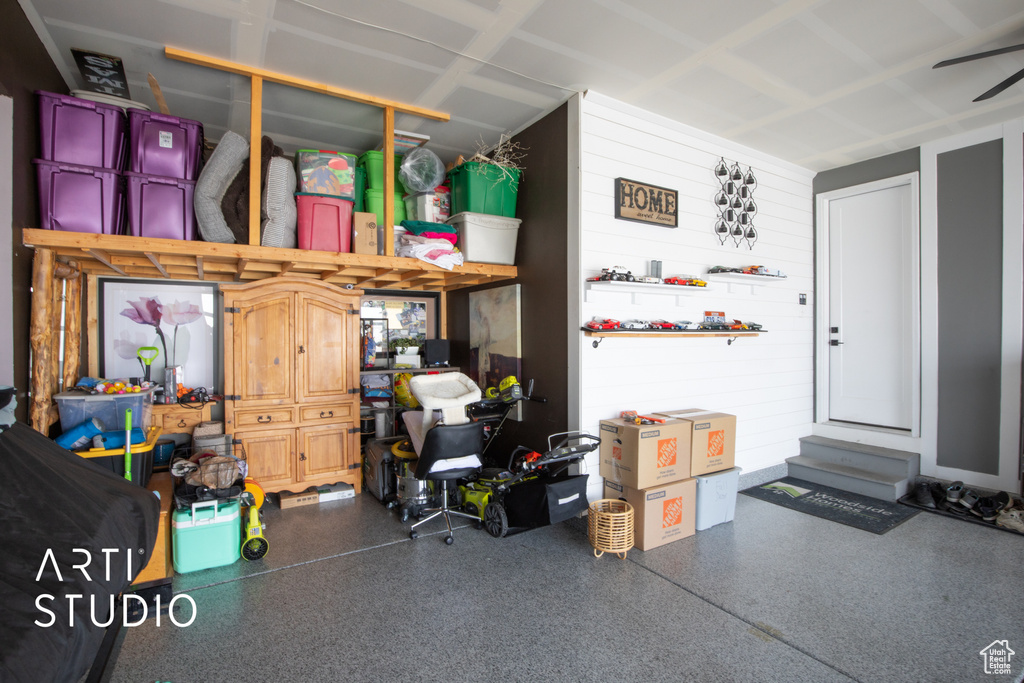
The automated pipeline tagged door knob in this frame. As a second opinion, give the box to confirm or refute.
[830,340,844,346]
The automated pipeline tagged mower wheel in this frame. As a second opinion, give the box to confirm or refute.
[484,502,508,538]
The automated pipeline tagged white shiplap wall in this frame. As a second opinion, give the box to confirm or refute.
[575,92,816,500]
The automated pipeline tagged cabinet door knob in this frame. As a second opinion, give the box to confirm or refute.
[299,452,306,461]
[320,410,334,418]
[298,345,306,354]
[257,415,272,423]
[177,419,186,428]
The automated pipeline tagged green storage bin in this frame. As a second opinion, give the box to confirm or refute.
[357,151,406,194]
[354,166,366,212]
[447,162,521,218]
[364,188,406,227]
[172,499,240,573]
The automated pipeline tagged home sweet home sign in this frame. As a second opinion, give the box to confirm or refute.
[614,177,678,228]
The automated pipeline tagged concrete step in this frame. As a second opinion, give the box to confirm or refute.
[798,436,920,480]
[785,455,911,501]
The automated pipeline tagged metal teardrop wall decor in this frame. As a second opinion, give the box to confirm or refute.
[713,157,758,249]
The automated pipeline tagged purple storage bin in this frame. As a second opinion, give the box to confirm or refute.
[128,109,204,180]
[34,158,125,235]
[125,171,197,240]
[37,90,128,170]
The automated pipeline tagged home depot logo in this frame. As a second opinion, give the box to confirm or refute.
[657,438,677,468]
[707,429,725,458]
[663,497,683,528]
[612,445,622,460]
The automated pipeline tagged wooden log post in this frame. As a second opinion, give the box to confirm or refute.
[29,248,55,433]
[62,270,83,391]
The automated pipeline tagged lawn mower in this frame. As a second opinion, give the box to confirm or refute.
[458,430,600,538]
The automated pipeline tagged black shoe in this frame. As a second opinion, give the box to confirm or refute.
[912,481,936,508]
[959,490,979,510]
[929,482,949,509]
[973,496,1000,521]
[992,491,1012,511]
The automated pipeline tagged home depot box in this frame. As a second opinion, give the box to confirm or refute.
[599,418,692,490]
[352,211,379,255]
[604,478,696,550]
[654,409,736,476]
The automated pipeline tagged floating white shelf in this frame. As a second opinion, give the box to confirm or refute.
[583,279,711,304]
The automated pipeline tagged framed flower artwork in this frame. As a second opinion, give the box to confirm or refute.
[99,279,219,392]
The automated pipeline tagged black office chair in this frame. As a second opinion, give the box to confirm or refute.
[409,420,485,545]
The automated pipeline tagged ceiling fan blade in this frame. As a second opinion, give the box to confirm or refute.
[973,66,1024,101]
[934,42,1024,69]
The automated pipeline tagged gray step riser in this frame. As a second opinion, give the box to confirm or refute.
[787,461,909,501]
[799,443,919,479]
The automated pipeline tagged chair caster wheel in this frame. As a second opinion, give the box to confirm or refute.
[444,535,454,545]
[474,521,484,530]
[410,531,418,540]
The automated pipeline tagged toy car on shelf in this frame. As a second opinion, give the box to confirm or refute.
[698,322,731,331]
[585,318,620,330]
[745,321,763,330]
[672,320,694,330]
[708,266,743,274]
[637,276,663,284]
[728,320,748,330]
[664,276,708,287]
[621,320,649,330]
[648,320,674,329]
[586,265,635,282]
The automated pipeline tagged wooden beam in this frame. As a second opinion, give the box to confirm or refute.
[29,249,55,433]
[85,248,127,276]
[144,252,170,278]
[279,261,295,276]
[86,274,99,376]
[63,273,82,390]
[249,75,263,247]
[49,275,63,394]
[236,258,250,279]
[195,255,205,279]
[165,47,450,122]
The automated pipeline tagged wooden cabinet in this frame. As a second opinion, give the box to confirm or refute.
[133,472,173,587]
[221,278,362,494]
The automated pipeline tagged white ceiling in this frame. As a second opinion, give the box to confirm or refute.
[17,0,1024,172]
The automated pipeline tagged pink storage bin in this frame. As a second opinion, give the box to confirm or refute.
[125,171,197,240]
[34,159,125,235]
[128,109,204,180]
[296,193,353,252]
[37,91,128,170]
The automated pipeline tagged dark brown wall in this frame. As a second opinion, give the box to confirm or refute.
[0,0,67,421]
[447,102,569,457]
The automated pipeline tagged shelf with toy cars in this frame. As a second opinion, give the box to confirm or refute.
[581,316,763,347]
[584,278,712,305]
[704,265,787,292]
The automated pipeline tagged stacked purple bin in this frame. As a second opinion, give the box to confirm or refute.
[34,91,129,234]
[125,110,204,240]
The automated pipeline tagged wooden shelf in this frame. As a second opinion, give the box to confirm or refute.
[22,229,516,292]
[582,328,760,347]
[705,272,786,285]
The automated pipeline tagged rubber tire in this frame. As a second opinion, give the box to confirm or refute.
[445,535,454,545]
[484,502,509,538]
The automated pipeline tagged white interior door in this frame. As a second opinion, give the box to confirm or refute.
[823,176,918,431]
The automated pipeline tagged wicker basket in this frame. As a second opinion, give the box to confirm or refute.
[588,498,634,559]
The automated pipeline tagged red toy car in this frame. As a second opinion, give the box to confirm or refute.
[585,318,620,330]
[648,320,675,329]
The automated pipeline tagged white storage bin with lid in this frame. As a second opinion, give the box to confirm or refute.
[446,211,521,265]
[694,467,741,531]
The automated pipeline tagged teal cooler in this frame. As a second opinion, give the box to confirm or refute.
[172,499,241,573]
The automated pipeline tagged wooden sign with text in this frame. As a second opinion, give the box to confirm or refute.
[614,177,678,228]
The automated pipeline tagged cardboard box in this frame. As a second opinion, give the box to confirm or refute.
[604,478,696,550]
[654,409,736,476]
[278,490,320,509]
[317,482,355,502]
[352,211,379,255]
[598,418,692,490]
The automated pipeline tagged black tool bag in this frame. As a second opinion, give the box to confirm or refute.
[505,473,589,528]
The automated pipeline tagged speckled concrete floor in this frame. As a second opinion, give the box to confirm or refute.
[104,492,1024,683]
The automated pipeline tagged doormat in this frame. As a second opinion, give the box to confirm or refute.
[740,477,919,534]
